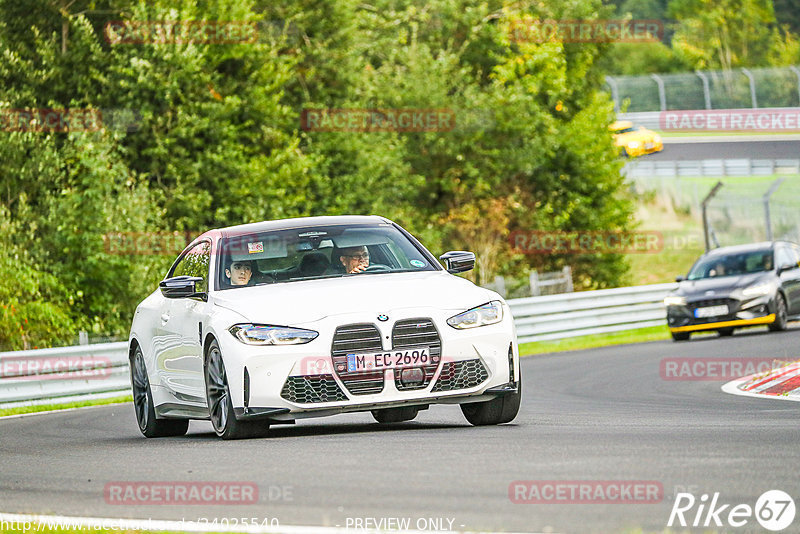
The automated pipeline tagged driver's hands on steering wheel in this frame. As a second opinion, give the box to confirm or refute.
[350,263,368,274]
[350,263,389,274]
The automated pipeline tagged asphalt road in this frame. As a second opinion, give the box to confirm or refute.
[649,139,800,161]
[2,325,800,533]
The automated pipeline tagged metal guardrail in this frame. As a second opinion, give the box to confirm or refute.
[623,158,800,178]
[0,283,676,405]
[618,111,666,130]
[510,283,675,343]
[0,342,130,405]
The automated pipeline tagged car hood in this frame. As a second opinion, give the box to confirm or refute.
[673,272,772,297]
[211,270,497,325]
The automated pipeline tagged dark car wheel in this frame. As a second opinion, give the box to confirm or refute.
[671,331,691,341]
[205,340,269,440]
[371,406,419,423]
[718,327,735,337]
[461,375,521,426]
[768,293,788,332]
[131,345,189,438]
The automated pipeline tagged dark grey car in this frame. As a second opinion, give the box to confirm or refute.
[664,241,800,341]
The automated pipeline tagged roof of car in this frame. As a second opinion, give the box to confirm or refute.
[703,241,780,256]
[216,215,393,237]
[610,120,633,130]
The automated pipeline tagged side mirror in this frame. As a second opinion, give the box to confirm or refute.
[439,251,475,274]
[675,275,685,282]
[778,264,798,275]
[160,276,205,299]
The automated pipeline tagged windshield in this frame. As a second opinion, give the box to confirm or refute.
[216,223,437,289]
[613,127,636,134]
[687,249,774,280]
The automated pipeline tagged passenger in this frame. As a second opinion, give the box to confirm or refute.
[225,260,254,286]
[339,245,370,274]
[710,261,726,277]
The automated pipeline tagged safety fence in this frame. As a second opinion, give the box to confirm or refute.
[606,66,800,113]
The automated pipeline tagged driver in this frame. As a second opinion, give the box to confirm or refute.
[225,260,254,286]
[339,245,370,274]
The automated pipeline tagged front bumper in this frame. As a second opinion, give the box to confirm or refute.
[216,308,519,421]
[666,294,775,333]
[622,141,663,157]
[669,314,775,333]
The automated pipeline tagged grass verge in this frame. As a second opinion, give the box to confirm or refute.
[0,395,132,417]
[520,325,671,356]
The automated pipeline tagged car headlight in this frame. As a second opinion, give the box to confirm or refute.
[627,141,641,149]
[447,301,504,329]
[229,324,319,345]
[741,283,771,297]
[664,296,687,306]
[653,134,662,143]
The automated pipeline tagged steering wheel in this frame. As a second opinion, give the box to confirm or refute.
[363,264,391,273]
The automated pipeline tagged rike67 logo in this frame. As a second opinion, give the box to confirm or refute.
[669,490,796,531]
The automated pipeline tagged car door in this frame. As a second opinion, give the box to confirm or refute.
[776,245,800,315]
[159,240,212,401]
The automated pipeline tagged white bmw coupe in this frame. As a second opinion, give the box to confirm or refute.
[128,216,521,439]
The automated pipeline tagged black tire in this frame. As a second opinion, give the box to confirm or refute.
[205,339,269,440]
[130,345,189,438]
[671,331,691,341]
[768,293,788,332]
[718,327,735,337]
[371,406,419,423]
[461,375,521,426]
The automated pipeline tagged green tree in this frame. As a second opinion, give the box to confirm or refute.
[669,0,793,69]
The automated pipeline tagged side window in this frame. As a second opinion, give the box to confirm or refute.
[171,241,211,293]
[791,245,800,266]
[775,247,794,270]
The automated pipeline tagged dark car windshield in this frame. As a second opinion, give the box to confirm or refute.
[687,249,774,280]
[216,223,437,289]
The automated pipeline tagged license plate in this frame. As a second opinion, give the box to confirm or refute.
[694,305,728,318]
[645,142,654,149]
[346,347,431,372]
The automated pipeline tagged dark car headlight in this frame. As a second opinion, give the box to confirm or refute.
[229,324,318,345]
[447,301,503,329]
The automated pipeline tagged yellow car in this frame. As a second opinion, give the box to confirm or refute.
[610,120,663,157]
